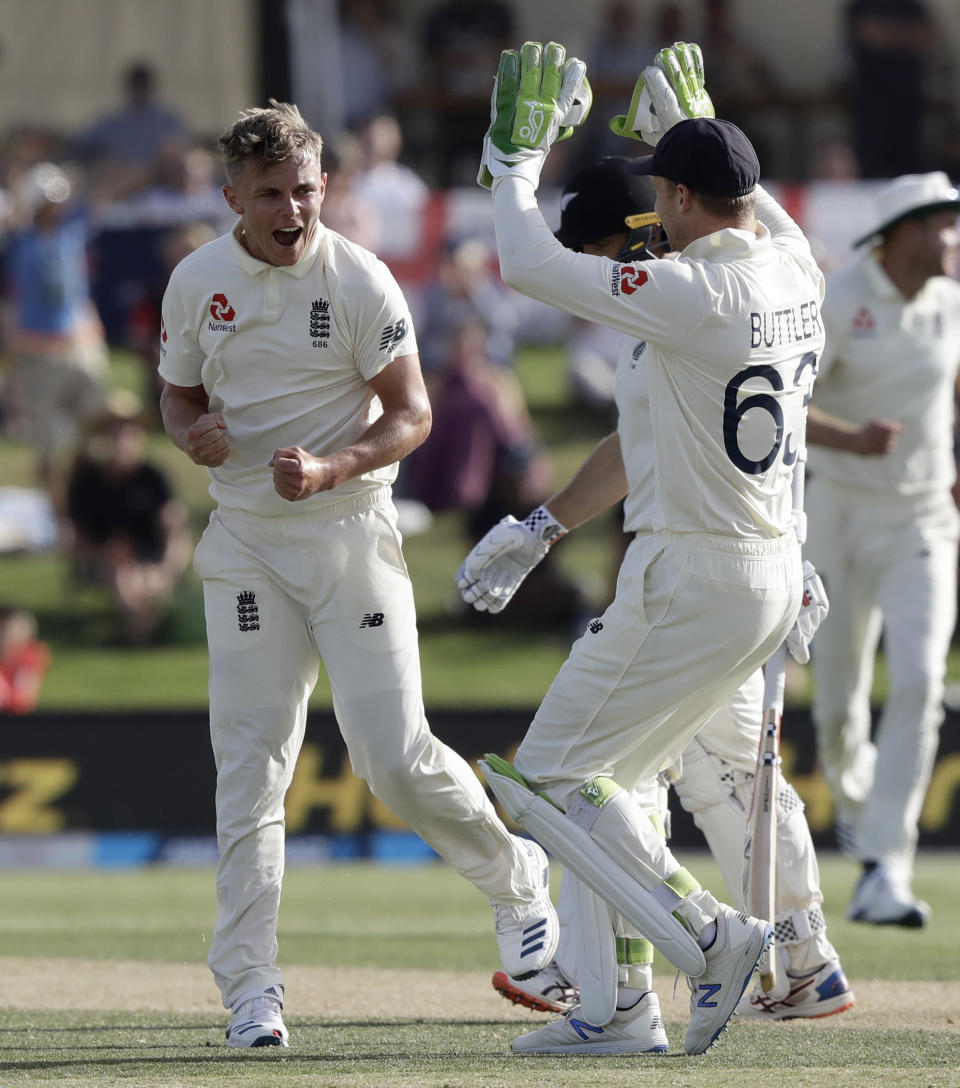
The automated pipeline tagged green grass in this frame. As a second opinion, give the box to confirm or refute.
[0,853,957,1086]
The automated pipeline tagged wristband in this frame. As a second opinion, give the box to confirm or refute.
[523,504,567,546]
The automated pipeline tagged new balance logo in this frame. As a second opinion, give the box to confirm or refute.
[588,619,603,634]
[379,318,407,352]
[569,1017,604,1041]
[237,591,260,632]
[359,612,384,628]
[697,983,722,1007]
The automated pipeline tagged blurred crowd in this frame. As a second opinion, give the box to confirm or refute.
[0,0,958,680]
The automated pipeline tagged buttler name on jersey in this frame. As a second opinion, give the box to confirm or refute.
[750,299,821,350]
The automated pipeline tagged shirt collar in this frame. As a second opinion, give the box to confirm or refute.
[862,246,913,302]
[228,219,325,278]
[681,221,769,262]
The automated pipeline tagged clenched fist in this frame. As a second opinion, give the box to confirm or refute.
[186,412,230,466]
[270,446,337,501]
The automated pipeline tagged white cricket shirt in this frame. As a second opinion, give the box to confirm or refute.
[159,220,418,515]
[494,180,825,538]
[809,249,960,497]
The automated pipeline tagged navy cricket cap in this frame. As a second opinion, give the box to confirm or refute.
[627,118,760,198]
[555,157,657,250]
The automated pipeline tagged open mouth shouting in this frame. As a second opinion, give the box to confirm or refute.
[275,226,303,248]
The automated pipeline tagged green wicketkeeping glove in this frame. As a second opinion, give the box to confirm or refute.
[478,40,592,190]
[609,41,714,146]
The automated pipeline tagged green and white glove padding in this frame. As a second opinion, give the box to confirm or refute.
[478,40,592,190]
[609,41,714,146]
[455,506,567,613]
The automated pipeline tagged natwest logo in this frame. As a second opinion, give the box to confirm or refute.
[209,293,236,322]
[619,266,649,295]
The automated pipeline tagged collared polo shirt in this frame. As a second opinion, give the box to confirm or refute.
[159,221,418,515]
[810,248,960,497]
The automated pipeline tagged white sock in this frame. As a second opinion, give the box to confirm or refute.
[697,920,718,950]
[616,987,648,1011]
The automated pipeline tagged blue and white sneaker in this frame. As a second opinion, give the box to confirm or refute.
[490,840,559,980]
[737,960,855,1020]
[684,905,773,1055]
[225,984,289,1048]
[510,992,669,1054]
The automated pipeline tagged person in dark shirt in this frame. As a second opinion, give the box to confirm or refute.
[67,392,191,643]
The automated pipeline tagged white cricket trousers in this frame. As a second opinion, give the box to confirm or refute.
[515,529,801,904]
[673,670,838,975]
[194,489,538,1008]
[805,477,958,874]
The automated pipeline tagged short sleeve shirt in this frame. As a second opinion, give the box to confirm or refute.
[811,250,960,497]
[159,222,418,515]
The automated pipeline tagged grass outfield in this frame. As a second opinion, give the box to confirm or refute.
[0,851,957,1087]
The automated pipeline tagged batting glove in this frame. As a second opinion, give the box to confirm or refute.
[456,506,567,613]
[478,41,592,191]
[609,41,714,145]
[785,560,829,665]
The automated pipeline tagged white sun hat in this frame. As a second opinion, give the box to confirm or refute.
[854,171,960,247]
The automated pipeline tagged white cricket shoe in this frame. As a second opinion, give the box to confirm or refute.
[492,960,578,1014]
[737,960,855,1020]
[683,904,773,1055]
[225,985,289,1048]
[490,841,559,979]
[510,992,669,1054]
[846,863,930,927]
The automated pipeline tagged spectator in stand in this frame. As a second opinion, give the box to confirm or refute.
[414,238,520,374]
[126,221,218,419]
[420,0,515,185]
[353,114,430,263]
[408,316,589,628]
[97,140,232,231]
[700,0,781,164]
[843,0,936,177]
[4,161,108,501]
[580,1,658,162]
[317,134,382,252]
[66,391,191,645]
[73,61,187,182]
[0,606,50,714]
[337,0,418,129]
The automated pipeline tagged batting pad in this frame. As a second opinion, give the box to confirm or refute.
[568,873,618,1025]
[481,756,706,977]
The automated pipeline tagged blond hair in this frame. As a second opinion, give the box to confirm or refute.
[218,99,323,183]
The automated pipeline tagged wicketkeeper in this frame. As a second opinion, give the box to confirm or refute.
[467,40,826,1055]
[472,155,854,1034]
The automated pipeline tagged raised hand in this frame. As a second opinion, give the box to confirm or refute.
[478,41,591,190]
[609,41,714,146]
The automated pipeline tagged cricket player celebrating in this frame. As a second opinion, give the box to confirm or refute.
[470,156,854,1036]
[464,43,825,1054]
[158,100,558,1048]
[804,172,960,927]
